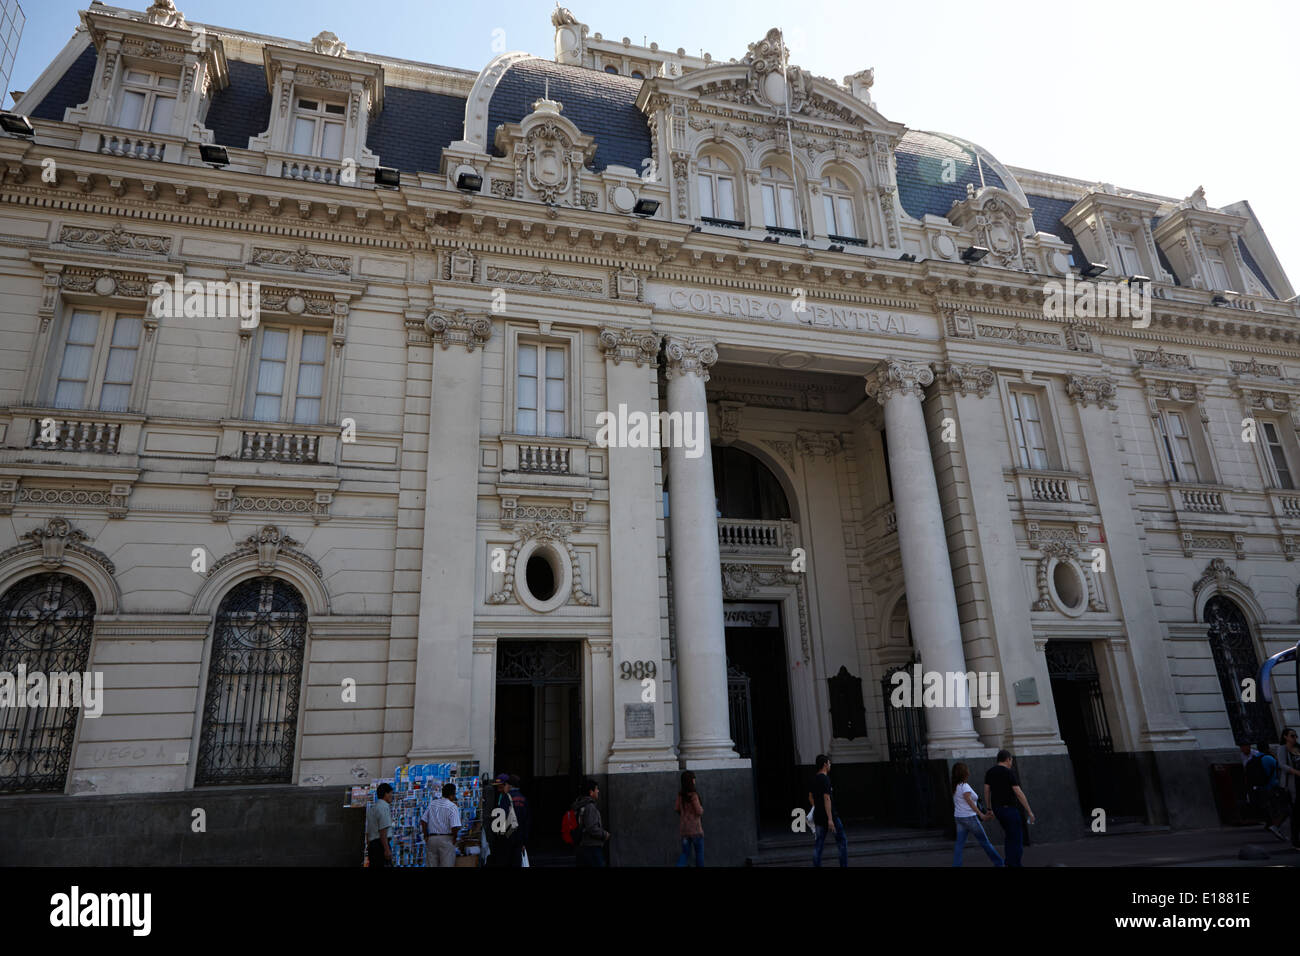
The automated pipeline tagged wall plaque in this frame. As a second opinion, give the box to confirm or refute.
[624,703,655,739]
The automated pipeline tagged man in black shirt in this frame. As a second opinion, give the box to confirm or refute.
[811,754,848,866]
[983,750,1035,867]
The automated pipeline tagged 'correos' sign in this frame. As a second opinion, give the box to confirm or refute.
[657,287,923,336]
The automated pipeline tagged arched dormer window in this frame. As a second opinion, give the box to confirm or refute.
[698,153,740,227]
[760,163,799,234]
[822,173,860,242]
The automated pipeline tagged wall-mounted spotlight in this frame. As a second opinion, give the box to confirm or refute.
[828,244,845,253]
[0,113,34,136]
[1081,262,1108,278]
[690,225,702,233]
[633,197,660,216]
[375,166,401,188]
[1127,274,1150,286]
[1210,294,1228,305]
[762,235,780,243]
[899,253,917,262]
[199,144,229,167]
[961,245,989,263]
[456,171,482,192]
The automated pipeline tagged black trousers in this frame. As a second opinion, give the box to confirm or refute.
[367,839,388,868]
[1292,792,1300,847]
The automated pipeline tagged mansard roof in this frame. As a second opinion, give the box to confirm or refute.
[486,57,649,172]
[895,130,1009,221]
[30,43,95,122]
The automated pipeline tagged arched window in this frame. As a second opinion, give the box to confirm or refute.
[760,163,799,233]
[697,154,738,225]
[0,573,96,793]
[1204,595,1276,746]
[196,577,308,786]
[822,173,859,241]
[712,446,790,520]
[630,70,644,80]
[604,65,618,74]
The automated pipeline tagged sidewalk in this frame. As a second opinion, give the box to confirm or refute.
[808,825,1300,867]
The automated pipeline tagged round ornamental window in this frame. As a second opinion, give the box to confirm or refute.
[1048,558,1087,617]
[514,539,571,613]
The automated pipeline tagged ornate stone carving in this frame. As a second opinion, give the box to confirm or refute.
[310,31,348,57]
[795,430,843,460]
[663,336,718,381]
[208,524,323,579]
[597,327,660,367]
[977,323,1062,347]
[0,517,116,576]
[864,359,932,405]
[448,246,477,282]
[717,402,744,445]
[1135,347,1191,369]
[1192,557,1237,595]
[611,267,641,300]
[765,440,796,471]
[933,361,994,398]
[946,187,1034,270]
[60,223,170,255]
[250,244,351,276]
[1230,358,1281,378]
[720,562,811,661]
[486,521,593,607]
[1031,539,1105,613]
[145,0,187,29]
[425,310,492,351]
[485,265,603,296]
[60,268,148,298]
[1065,374,1118,410]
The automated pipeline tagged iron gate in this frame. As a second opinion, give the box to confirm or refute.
[195,577,307,786]
[1205,596,1277,746]
[0,573,96,793]
[727,658,761,832]
[881,663,931,827]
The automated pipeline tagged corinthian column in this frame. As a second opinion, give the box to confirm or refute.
[864,358,982,753]
[664,335,740,764]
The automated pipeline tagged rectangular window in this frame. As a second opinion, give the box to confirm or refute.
[697,177,715,219]
[251,326,328,424]
[515,343,566,437]
[1262,421,1295,490]
[116,69,178,134]
[1009,390,1050,469]
[1205,250,1232,291]
[1114,235,1141,275]
[290,98,345,160]
[1157,409,1200,483]
[53,310,143,411]
[716,177,735,221]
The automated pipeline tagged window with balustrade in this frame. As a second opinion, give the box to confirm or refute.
[820,172,861,243]
[245,325,329,425]
[1006,387,1060,471]
[696,152,741,227]
[291,97,346,160]
[1259,420,1297,490]
[1153,405,1214,485]
[759,162,801,235]
[48,309,143,413]
[504,327,581,446]
[116,69,179,134]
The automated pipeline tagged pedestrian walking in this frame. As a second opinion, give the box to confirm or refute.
[366,782,395,868]
[485,773,518,867]
[572,778,610,867]
[983,750,1035,867]
[420,782,462,867]
[811,754,848,867]
[1246,742,1288,841]
[951,762,1002,867]
[674,770,704,866]
[508,774,532,867]
[1281,729,1300,850]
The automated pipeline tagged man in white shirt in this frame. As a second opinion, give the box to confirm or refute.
[420,782,462,867]
[366,783,394,868]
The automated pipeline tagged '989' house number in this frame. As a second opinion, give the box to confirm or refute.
[620,660,656,680]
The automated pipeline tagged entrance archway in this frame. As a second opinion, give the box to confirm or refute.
[1204,595,1277,746]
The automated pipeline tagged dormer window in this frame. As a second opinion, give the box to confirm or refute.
[1112,230,1142,276]
[1203,247,1233,291]
[697,154,738,223]
[292,98,346,160]
[117,69,179,134]
[760,164,798,231]
[821,174,858,241]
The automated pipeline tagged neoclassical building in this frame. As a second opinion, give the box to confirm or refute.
[0,0,1296,865]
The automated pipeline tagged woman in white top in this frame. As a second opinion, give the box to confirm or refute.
[952,762,1004,867]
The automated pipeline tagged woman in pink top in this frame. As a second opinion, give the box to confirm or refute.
[674,770,704,866]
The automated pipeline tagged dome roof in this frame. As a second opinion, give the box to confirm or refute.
[894,130,1026,221]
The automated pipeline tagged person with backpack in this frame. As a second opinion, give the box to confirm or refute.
[570,778,609,866]
[951,762,1002,867]
[1280,729,1300,850]
[1245,743,1289,841]
[674,770,704,866]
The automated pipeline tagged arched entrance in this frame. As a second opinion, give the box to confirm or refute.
[195,577,308,786]
[1205,595,1276,746]
[0,572,97,793]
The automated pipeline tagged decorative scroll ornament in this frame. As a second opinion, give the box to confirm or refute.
[0,517,116,576]
[864,359,933,405]
[1032,540,1105,613]
[663,336,718,381]
[310,31,348,57]
[145,0,187,28]
[425,310,492,351]
[795,430,843,460]
[1065,373,1118,410]
[933,361,995,398]
[486,521,593,607]
[208,524,323,579]
[1192,558,1237,596]
[597,327,660,367]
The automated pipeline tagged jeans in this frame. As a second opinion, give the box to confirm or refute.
[953,815,1003,867]
[576,845,605,867]
[676,836,704,867]
[813,816,848,867]
[993,807,1024,867]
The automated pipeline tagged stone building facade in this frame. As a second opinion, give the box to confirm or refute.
[0,0,1296,865]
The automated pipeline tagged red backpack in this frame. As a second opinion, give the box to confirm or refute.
[561,807,581,845]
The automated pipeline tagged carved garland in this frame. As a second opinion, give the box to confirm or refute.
[207,524,323,580]
[486,521,593,607]
[1032,540,1105,613]
[0,517,116,576]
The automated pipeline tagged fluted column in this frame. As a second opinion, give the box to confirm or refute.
[664,335,740,764]
[865,358,982,753]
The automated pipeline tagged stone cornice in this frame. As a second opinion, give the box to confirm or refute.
[864,359,932,405]
[663,335,718,380]
[597,326,660,367]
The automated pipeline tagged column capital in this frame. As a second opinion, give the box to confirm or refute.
[1065,373,1118,409]
[663,335,718,381]
[864,358,933,405]
[598,326,660,367]
[425,309,492,351]
[933,361,995,398]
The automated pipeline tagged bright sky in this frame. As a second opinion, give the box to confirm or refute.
[13,0,1299,285]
